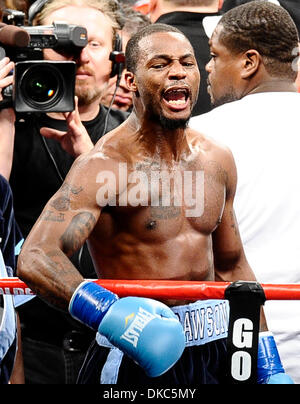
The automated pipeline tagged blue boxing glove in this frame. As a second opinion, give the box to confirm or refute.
[69,281,185,377]
[257,332,294,384]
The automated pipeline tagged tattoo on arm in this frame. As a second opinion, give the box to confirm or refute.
[229,209,239,237]
[32,249,83,309]
[50,183,83,212]
[42,210,65,222]
[60,212,96,256]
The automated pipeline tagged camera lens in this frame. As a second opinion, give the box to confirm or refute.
[14,60,76,113]
[20,65,63,109]
[26,74,57,103]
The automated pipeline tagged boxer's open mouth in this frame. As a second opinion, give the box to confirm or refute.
[162,87,190,110]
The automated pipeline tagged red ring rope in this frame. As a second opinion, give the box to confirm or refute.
[1,278,300,300]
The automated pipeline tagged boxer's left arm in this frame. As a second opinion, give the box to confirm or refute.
[212,146,294,384]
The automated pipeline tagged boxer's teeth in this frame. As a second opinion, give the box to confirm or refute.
[164,88,188,103]
[167,99,186,105]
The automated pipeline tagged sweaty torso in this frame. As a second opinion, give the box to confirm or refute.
[85,126,228,304]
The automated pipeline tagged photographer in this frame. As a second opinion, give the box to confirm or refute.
[1,0,129,384]
[100,5,151,112]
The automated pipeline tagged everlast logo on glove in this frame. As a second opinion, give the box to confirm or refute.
[120,307,156,348]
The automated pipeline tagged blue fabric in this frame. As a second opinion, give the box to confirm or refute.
[172,299,229,347]
[0,251,16,383]
[69,282,118,330]
[0,175,24,383]
[257,333,294,384]
[0,175,23,272]
[100,347,123,384]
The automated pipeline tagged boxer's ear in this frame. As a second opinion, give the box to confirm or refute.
[241,49,260,79]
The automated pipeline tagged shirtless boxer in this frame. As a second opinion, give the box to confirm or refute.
[17,23,291,384]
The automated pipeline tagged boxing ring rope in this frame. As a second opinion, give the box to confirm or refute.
[2,277,299,384]
[1,277,300,300]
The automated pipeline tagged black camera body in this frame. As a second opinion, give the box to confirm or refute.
[1,10,88,113]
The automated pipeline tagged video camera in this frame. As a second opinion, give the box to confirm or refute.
[0,9,88,113]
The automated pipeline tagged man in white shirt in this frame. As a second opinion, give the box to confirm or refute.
[190,0,300,383]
